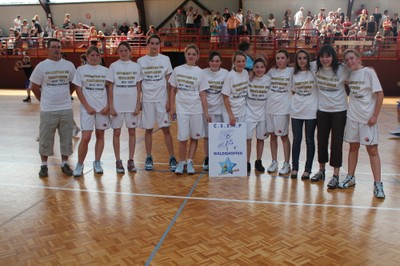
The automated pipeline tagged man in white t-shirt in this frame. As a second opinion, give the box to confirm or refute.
[14,15,21,32]
[138,35,178,171]
[30,38,76,178]
[294,7,304,39]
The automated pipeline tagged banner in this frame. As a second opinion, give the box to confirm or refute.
[208,123,247,177]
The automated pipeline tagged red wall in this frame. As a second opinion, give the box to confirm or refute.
[1,54,399,96]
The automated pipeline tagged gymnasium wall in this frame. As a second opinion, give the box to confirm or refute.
[1,0,399,35]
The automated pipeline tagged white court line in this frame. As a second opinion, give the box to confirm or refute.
[1,182,399,212]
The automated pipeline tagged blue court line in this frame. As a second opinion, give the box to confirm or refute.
[145,173,204,266]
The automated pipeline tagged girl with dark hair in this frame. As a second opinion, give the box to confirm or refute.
[199,51,229,170]
[106,41,142,174]
[246,57,270,173]
[265,49,293,176]
[290,50,318,179]
[310,44,350,188]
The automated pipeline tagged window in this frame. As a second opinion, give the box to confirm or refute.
[0,0,38,4]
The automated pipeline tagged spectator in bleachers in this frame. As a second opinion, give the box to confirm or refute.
[282,9,291,29]
[236,8,244,35]
[45,18,53,38]
[112,22,119,35]
[382,10,389,27]
[173,8,186,29]
[356,8,368,23]
[100,22,111,36]
[391,13,399,37]
[301,16,314,45]
[367,15,377,37]
[382,16,393,48]
[358,16,367,29]
[355,4,368,18]
[245,9,254,35]
[186,6,195,29]
[146,25,157,37]
[119,22,129,35]
[342,16,353,36]
[222,8,231,22]
[88,26,98,45]
[315,14,326,34]
[294,7,305,29]
[267,13,276,33]
[201,10,212,36]
[337,8,345,23]
[14,15,21,32]
[217,16,228,45]
[21,19,30,38]
[62,13,71,29]
[372,7,382,29]
[194,9,202,29]
[127,27,135,40]
[253,13,263,35]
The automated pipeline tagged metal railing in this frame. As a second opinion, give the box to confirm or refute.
[1,28,399,60]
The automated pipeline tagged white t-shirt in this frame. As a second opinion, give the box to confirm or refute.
[200,68,229,115]
[265,67,294,115]
[290,70,318,119]
[347,67,383,124]
[73,64,108,112]
[30,58,75,112]
[106,59,142,113]
[311,61,349,112]
[221,69,249,117]
[169,64,203,114]
[294,11,304,26]
[137,54,172,103]
[246,75,270,122]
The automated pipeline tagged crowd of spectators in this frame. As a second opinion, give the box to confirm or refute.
[1,4,399,55]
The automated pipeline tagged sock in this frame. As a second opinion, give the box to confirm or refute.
[61,161,68,166]
[41,162,47,166]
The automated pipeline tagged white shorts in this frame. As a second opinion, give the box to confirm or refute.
[80,111,110,131]
[222,114,246,124]
[266,114,289,136]
[203,114,223,138]
[140,101,170,129]
[177,114,204,141]
[111,112,139,129]
[246,121,269,140]
[344,119,379,145]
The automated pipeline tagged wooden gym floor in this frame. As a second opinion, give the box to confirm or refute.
[0,89,399,265]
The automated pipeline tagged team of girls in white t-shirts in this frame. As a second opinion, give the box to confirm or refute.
[71,41,385,199]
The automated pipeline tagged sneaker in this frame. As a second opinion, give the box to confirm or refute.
[291,170,298,179]
[116,160,125,173]
[187,161,195,174]
[61,164,73,176]
[93,161,103,174]
[311,170,325,182]
[247,162,251,173]
[327,175,339,189]
[39,165,48,178]
[145,155,153,171]
[267,160,278,173]
[175,161,185,175]
[338,175,356,189]
[169,156,178,172]
[254,159,265,172]
[127,159,136,172]
[279,162,291,175]
[22,97,31,102]
[374,182,385,199]
[73,125,81,137]
[301,171,310,180]
[389,125,400,137]
[73,163,84,177]
[202,157,209,171]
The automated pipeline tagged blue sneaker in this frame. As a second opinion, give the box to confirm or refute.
[169,156,178,172]
[145,155,153,171]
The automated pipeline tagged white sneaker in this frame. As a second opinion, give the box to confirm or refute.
[374,182,385,199]
[338,175,356,189]
[73,163,84,177]
[93,161,103,174]
[267,160,278,173]
[73,125,81,137]
[175,161,185,175]
[187,161,195,174]
[279,162,291,175]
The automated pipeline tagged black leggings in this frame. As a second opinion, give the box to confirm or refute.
[316,110,347,168]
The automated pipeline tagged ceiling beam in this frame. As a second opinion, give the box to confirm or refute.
[39,0,52,21]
